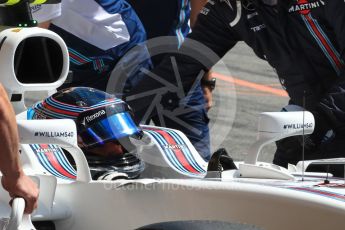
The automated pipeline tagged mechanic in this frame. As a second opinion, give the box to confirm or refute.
[127,0,345,176]
[32,0,213,161]
[127,0,212,161]
[0,84,39,214]
[28,87,145,180]
[31,0,151,92]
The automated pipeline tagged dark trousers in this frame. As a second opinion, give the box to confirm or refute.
[273,135,345,177]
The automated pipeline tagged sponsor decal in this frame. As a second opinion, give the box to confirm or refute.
[288,0,325,15]
[34,146,60,154]
[251,24,266,32]
[30,144,77,180]
[247,12,258,20]
[164,144,186,150]
[200,7,210,16]
[11,28,22,33]
[283,123,313,129]
[30,4,42,13]
[34,131,75,138]
[85,110,106,123]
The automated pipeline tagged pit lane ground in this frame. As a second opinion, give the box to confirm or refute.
[209,42,288,163]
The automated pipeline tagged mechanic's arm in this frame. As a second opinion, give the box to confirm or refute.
[190,0,208,27]
[38,21,52,29]
[190,0,214,110]
[317,1,345,134]
[0,84,39,214]
[127,0,239,119]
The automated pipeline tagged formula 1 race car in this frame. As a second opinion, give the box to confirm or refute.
[0,23,345,230]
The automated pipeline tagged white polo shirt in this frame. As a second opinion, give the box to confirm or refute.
[30,0,130,50]
[31,3,62,23]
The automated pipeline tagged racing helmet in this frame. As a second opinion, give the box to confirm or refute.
[28,87,145,179]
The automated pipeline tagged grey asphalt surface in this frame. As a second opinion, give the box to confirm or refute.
[209,42,288,163]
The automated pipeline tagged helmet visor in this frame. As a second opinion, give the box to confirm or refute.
[78,111,143,148]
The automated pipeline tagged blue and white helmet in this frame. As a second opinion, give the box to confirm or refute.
[28,87,145,179]
[28,87,143,148]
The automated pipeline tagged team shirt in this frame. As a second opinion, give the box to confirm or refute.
[31,0,131,50]
[30,3,62,23]
[127,0,191,47]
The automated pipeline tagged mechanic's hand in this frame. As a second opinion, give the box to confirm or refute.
[293,110,333,151]
[309,110,334,146]
[202,84,213,111]
[1,171,39,214]
[281,104,333,151]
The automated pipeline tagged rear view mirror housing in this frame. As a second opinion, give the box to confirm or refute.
[245,111,315,165]
[0,27,69,113]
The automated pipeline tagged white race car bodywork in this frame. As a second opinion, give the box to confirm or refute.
[0,27,345,230]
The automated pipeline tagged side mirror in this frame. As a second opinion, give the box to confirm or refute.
[245,111,314,165]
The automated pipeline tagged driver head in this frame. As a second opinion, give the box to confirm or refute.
[28,87,145,179]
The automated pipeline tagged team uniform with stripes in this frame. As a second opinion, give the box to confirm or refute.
[33,0,151,91]
[127,0,345,174]
[127,0,191,48]
[127,0,211,161]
